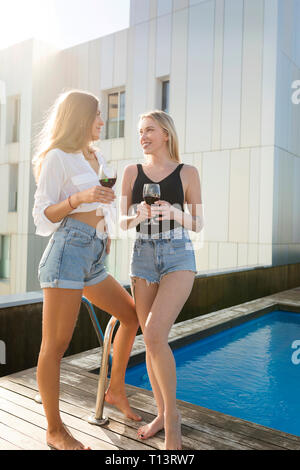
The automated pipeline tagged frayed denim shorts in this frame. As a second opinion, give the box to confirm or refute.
[38,217,109,290]
[130,227,196,285]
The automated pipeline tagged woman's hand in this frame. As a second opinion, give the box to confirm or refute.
[136,201,151,222]
[74,186,116,205]
[151,200,182,221]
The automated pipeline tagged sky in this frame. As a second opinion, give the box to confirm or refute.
[0,0,131,50]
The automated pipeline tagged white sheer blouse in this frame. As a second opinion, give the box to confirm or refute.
[32,148,109,236]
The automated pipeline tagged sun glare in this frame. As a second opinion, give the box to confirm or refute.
[0,0,130,50]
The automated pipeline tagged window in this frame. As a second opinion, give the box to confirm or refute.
[0,235,10,279]
[106,90,125,139]
[162,80,170,113]
[6,95,20,144]
[8,164,18,212]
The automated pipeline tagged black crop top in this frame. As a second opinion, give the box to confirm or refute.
[131,163,185,234]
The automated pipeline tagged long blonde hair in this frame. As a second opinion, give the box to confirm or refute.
[32,89,99,182]
[139,110,181,163]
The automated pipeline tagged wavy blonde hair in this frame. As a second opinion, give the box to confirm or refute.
[32,89,99,182]
[139,110,181,163]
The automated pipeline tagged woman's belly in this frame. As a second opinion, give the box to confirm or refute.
[68,210,106,231]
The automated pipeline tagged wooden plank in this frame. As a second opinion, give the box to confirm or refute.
[0,380,159,449]
[0,378,237,450]
[0,380,243,451]
[49,369,300,450]
[127,394,282,451]
[5,365,300,450]
[0,437,21,450]
[0,378,257,451]
[0,396,118,451]
[0,418,48,450]
[128,391,300,450]
[0,383,154,451]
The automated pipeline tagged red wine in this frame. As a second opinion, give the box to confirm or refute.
[100,177,117,188]
[144,195,160,205]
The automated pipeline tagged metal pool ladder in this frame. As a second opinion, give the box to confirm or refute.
[34,296,119,427]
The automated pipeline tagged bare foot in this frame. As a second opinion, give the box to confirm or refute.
[137,416,164,440]
[47,424,91,450]
[164,413,182,450]
[105,388,142,421]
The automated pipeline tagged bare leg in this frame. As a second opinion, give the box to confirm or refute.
[37,288,90,450]
[83,275,141,421]
[131,278,165,439]
[141,271,195,450]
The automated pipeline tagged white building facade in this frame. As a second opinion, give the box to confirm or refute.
[0,0,300,294]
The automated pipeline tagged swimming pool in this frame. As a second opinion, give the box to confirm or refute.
[125,310,300,437]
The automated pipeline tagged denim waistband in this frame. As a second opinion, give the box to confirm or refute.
[135,226,189,241]
[60,217,108,240]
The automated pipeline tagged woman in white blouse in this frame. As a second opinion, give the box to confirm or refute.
[32,90,141,450]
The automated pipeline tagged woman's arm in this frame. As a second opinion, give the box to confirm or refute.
[45,186,115,223]
[151,166,204,233]
[120,165,150,230]
[33,150,115,236]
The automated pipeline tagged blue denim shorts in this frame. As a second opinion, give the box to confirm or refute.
[130,227,196,284]
[38,217,109,289]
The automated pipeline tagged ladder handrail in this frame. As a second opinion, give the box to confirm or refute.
[88,315,119,425]
[82,296,120,424]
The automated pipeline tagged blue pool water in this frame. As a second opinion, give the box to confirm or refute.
[125,310,300,436]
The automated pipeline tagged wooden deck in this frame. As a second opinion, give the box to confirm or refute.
[1,286,300,450]
[0,357,300,450]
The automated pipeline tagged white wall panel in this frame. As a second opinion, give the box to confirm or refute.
[258,244,272,266]
[75,43,89,90]
[170,8,189,153]
[146,20,157,110]
[278,0,294,59]
[195,242,209,272]
[131,0,151,24]
[248,148,261,243]
[228,149,250,243]
[294,0,300,67]
[275,52,290,151]
[261,0,278,147]
[272,147,280,245]
[100,35,114,90]
[240,0,264,148]
[174,0,189,10]
[189,0,208,5]
[259,147,274,244]
[149,0,158,19]
[186,1,215,152]
[211,0,224,150]
[111,138,125,161]
[292,157,300,243]
[290,63,300,158]
[219,242,238,269]
[202,150,230,242]
[113,30,128,87]
[129,23,150,159]
[157,0,173,16]
[208,242,218,271]
[88,39,101,96]
[156,14,172,78]
[248,244,258,266]
[221,0,243,149]
[0,164,9,232]
[237,243,248,267]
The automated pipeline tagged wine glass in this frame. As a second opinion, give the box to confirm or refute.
[143,183,161,225]
[98,163,117,188]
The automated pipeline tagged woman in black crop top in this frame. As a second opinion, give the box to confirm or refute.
[120,111,204,450]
